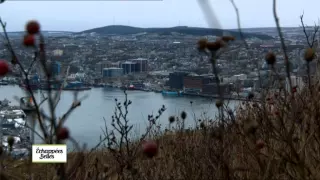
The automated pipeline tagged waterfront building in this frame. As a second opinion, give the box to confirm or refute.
[51,61,61,77]
[103,68,123,78]
[168,72,189,90]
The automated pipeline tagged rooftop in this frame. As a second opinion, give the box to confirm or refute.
[130,58,148,61]
[103,67,123,70]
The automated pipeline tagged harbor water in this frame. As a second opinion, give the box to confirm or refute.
[0,85,240,149]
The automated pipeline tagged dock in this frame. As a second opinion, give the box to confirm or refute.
[182,93,262,102]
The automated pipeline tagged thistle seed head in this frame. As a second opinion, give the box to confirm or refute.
[180,111,187,120]
[304,48,315,62]
[168,116,175,123]
[265,52,276,65]
[197,38,208,51]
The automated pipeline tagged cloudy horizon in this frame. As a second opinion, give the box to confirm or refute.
[0,0,319,32]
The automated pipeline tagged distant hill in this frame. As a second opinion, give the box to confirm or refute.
[80,25,273,40]
[4,31,74,37]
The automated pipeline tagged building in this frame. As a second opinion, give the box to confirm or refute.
[230,74,247,82]
[52,49,63,56]
[103,68,123,78]
[286,75,305,92]
[168,72,189,90]
[96,61,120,75]
[131,58,148,72]
[118,58,148,74]
[51,61,61,77]
[183,75,213,93]
[120,62,138,74]
[202,83,231,95]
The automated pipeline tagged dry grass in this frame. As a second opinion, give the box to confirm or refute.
[0,1,319,179]
[1,81,320,180]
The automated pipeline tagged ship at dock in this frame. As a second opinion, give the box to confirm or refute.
[0,102,30,159]
[162,90,184,97]
[120,81,151,91]
[19,75,91,91]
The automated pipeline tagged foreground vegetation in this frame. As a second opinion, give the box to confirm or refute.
[1,83,320,180]
[0,0,320,180]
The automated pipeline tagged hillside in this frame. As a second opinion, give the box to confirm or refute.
[4,31,74,37]
[80,25,274,40]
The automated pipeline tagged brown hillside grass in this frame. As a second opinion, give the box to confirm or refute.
[0,0,319,179]
[1,81,320,180]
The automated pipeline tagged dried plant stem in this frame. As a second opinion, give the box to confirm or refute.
[229,0,262,90]
[38,34,58,144]
[273,0,293,92]
[300,12,319,48]
[210,53,224,124]
[0,19,48,139]
[307,62,311,92]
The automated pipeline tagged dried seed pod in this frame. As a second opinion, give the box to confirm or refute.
[57,127,70,140]
[206,40,225,51]
[221,36,235,42]
[26,20,40,35]
[23,34,35,47]
[197,39,208,51]
[215,100,223,108]
[7,136,14,147]
[256,139,265,149]
[180,111,187,120]
[304,48,315,62]
[244,119,258,135]
[168,116,175,123]
[200,122,206,129]
[247,92,254,100]
[265,52,276,65]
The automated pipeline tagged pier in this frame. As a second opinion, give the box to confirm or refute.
[182,93,262,103]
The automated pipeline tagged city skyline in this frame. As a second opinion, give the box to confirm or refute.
[0,0,319,32]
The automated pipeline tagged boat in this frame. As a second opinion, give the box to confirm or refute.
[154,89,162,93]
[121,82,147,91]
[0,99,10,107]
[0,106,30,158]
[19,97,37,114]
[0,108,26,128]
[162,90,184,97]
[93,83,106,88]
[62,81,91,91]
[128,84,135,90]
[63,87,92,91]
[105,83,114,88]
[0,80,8,85]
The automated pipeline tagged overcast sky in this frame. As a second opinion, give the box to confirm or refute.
[0,0,319,32]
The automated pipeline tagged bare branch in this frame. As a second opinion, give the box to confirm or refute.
[0,18,48,139]
[26,52,38,76]
[273,0,293,92]
[229,0,263,91]
[56,101,81,130]
[300,12,319,48]
[53,66,70,109]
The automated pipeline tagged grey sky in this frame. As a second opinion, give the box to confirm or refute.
[0,0,319,32]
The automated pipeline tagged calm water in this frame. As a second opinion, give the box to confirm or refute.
[0,85,239,148]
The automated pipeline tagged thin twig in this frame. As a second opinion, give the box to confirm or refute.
[229,0,262,90]
[56,101,81,130]
[0,18,48,139]
[273,0,293,92]
[53,66,70,109]
[300,12,319,48]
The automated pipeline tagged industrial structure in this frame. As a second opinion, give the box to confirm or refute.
[96,61,120,75]
[168,71,189,90]
[51,61,61,77]
[120,58,149,74]
[167,71,231,95]
[103,68,123,78]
